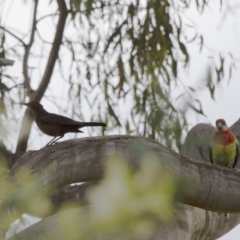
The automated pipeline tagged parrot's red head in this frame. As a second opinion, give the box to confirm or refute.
[215,119,228,132]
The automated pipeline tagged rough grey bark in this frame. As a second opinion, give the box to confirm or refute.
[6,120,240,239]
[9,135,240,213]
[46,123,240,240]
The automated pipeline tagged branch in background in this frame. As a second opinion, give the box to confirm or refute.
[14,0,68,162]
[32,0,68,101]
[0,26,26,46]
[0,58,14,66]
[22,0,38,94]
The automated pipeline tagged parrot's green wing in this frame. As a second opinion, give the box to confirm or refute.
[209,139,214,164]
[232,143,239,168]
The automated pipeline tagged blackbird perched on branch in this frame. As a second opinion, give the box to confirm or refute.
[22,101,106,146]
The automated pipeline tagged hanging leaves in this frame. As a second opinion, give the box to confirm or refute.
[0,0,237,151]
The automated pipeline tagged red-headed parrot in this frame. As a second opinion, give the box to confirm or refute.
[210,119,239,168]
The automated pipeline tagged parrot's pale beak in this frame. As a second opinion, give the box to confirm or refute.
[216,122,228,131]
[217,122,223,131]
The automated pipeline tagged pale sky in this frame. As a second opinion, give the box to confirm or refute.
[1,0,240,239]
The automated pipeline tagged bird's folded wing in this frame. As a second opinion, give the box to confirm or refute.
[39,113,83,126]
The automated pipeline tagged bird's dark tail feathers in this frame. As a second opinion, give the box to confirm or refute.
[80,122,106,127]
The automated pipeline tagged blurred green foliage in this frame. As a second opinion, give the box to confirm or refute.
[85,156,178,239]
[6,153,182,239]
[0,166,52,233]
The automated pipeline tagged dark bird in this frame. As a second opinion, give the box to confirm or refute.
[22,101,106,146]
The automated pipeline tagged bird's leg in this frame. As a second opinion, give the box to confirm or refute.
[45,137,57,147]
[50,135,64,145]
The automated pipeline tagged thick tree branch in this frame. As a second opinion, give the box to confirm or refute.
[38,124,240,239]
[7,124,240,239]
[9,135,240,213]
[8,120,240,239]
[14,0,68,162]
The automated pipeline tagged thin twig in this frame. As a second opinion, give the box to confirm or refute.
[36,13,59,23]
[0,26,26,46]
